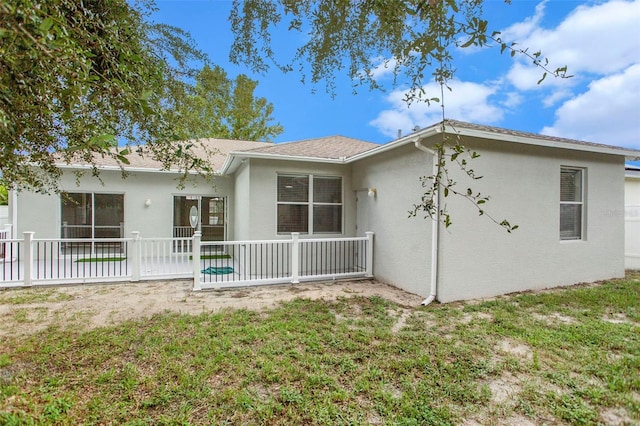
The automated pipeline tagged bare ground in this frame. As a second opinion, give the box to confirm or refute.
[0,278,423,338]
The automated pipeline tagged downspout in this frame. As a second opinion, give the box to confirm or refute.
[414,140,440,306]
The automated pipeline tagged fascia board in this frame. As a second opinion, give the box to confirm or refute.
[346,127,442,163]
[222,152,346,174]
[54,164,207,175]
[447,125,640,160]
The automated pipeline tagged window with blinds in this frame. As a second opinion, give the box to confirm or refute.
[277,174,342,234]
[560,167,584,240]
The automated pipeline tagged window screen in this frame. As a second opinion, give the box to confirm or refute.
[277,174,342,234]
[560,168,584,240]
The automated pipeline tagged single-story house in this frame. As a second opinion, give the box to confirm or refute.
[626,164,640,270]
[7,120,640,302]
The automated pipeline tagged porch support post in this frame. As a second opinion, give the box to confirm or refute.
[291,232,299,284]
[365,232,374,278]
[192,231,202,291]
[23,231,34,286]
[131,231,140,282]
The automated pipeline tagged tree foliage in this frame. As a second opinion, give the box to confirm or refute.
[170,65,283,142]
[229,0,568,100]
[229,0,569,231]
[0,185,7,205]
[0,0,209,192]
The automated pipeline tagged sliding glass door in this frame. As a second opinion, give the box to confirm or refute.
[60,192,124,255]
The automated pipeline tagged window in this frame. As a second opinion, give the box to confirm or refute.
[277,175,342,234]
[61,193,124,239]
[560,168,584,240]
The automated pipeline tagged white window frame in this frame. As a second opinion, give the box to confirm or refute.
[560,167,586,241]
[276,174,343,235]
[60,192,125,239]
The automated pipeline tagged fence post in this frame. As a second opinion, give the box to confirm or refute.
[192,231,202,291]
[23,231,34,286]
[291,232,300,284]
[131,231,140,282]
[365,232,374,278]
[1,224,10,261]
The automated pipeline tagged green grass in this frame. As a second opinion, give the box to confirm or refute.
[0,272,638,425]
[74,257,127,263]
[0,289,74,305]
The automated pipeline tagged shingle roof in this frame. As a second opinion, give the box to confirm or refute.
[444,119,639,155]
[60,138,274,172]
[236,135,379,159]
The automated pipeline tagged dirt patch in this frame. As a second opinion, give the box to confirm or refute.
[0,279,423,338]
[487,371,520,404]
[601,313,636,325]
[390,308,413,333]
[496,339,533,361]
[532,312,577,326]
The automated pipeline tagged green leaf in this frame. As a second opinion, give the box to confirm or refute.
[460,38,474,48]
[89,134,116,147]
[140,90,153,101]
[116,154,130,165]
[39,17,54,32]
[537,72,547,85]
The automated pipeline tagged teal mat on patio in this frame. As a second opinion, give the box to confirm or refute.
[201,266,234,275]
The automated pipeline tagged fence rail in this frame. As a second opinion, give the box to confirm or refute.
[0,231,374,289]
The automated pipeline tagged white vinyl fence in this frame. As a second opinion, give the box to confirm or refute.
[0,231,374,289]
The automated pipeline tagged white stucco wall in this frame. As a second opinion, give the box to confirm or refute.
[352,143,433,297]
[15,169,233,240]
[233,162,252,241]
[433,138,625,302]
[625,169,640,269]
[239,159,356,240]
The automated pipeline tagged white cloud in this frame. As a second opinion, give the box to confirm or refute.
[370,80,504,138]
[542,88,572,108]
[369,56,399,80]
[504,0,640,88]
[501,92,524,109]
[541,64,640,149]
[499,0,548,42]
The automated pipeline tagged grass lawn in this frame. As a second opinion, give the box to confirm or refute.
[1,272,638,425]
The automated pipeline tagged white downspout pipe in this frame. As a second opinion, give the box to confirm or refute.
[414,140,440,306]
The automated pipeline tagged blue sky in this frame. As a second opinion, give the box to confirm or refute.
[152,0,640,155]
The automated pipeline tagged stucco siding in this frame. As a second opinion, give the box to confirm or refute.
[433,138,625,302]
[15,170,232,240]
[352,143,433,297]
[625,171,640,269]
[233,162,251,241]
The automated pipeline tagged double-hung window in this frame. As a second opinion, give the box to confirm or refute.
[560,167,585,240]
[277,174,342,234]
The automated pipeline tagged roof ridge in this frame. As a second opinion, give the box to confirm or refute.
[279,134,377,145]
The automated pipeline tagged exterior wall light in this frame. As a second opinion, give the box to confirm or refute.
[144,199,151,207]
[368,188,377,198]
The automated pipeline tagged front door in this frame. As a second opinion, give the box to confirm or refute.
[173,196,226,242]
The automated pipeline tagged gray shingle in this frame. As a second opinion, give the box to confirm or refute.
[237,135,379,159]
